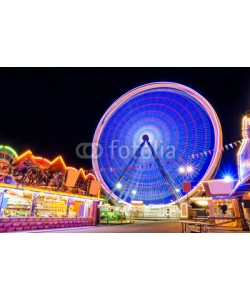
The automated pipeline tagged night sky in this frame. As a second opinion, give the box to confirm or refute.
[1,68,250,179]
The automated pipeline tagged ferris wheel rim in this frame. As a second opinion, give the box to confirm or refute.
[92,82,223,205]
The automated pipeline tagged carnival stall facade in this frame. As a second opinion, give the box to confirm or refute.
[0,145,103,232]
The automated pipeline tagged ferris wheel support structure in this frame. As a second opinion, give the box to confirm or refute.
[106,136,182,205]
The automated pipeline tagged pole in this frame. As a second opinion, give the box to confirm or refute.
[30,192,38,217]
[238,196,249,231]
[66,198,70,217]
[0,191,5,216]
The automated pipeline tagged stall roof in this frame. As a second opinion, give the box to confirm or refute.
[50,156,67,172]
[202,179,238,199]
[12,150,33,165]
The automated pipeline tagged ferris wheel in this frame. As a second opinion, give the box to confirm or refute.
[92,82,223,205]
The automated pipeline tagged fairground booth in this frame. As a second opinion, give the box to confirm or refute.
[0,146,103,232]
[181,112,250,230]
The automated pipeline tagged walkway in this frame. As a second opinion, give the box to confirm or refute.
[25,220,247,233]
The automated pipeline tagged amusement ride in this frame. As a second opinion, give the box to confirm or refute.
[92,82,223,206]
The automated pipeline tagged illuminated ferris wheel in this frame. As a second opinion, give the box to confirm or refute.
[92,82,223,205]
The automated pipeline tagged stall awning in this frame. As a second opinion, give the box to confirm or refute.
[202,180,238,198]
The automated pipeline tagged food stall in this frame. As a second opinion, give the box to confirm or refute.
[0,183,101,220]
[0,187,33,217]
[189,196,241,227]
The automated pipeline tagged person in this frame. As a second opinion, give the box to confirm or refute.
[0,147,16,185]
[51,172,64,189]
[220,204,228,215]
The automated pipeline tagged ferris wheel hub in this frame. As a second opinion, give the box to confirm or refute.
[142,134,149,141]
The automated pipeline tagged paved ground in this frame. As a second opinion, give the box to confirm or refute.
[31,220,246,233]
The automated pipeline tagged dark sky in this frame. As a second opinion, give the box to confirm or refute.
[1,68,250,178]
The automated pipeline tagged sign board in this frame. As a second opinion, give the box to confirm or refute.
[89,180,101,196]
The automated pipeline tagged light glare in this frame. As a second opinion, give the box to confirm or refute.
[179,167,185,174]
[186,166,193,173]
[116,182,122,189]
[224,175,233,182]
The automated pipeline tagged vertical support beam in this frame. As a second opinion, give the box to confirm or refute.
[92,201,99,225]
[84,201,89,217]
[180,203,188,219]
[238,196,249,231]
[97,203,102,225]
[66,198,70,217]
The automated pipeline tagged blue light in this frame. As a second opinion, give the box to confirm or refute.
[217,163,238,182]
[224,175,233,182]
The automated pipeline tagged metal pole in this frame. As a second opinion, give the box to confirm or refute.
[238,196,249,231]
[0,191,5,216]
[66,198,70,217]
[30,192,38,217]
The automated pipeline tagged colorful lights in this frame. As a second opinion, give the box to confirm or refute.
[51,156,67,170]
[186,166,194,173]
[11,150,99,195]
[217,163,237,184]
[0,145,18,158]
[178,166,194,174]
[13,150,32,163]
[178,167,185,174]
[131,200,143,204]
[237,114,250,183]
[116,182,122,189]
[32,156,51,168]
[66,167,78,171]
[78,168,97,181]
[0,182,102,201]
[93,82,223,205]
[224,175,233,182]
[196,200,209,206]
[15,151,97,181]
[132,189,137,195]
